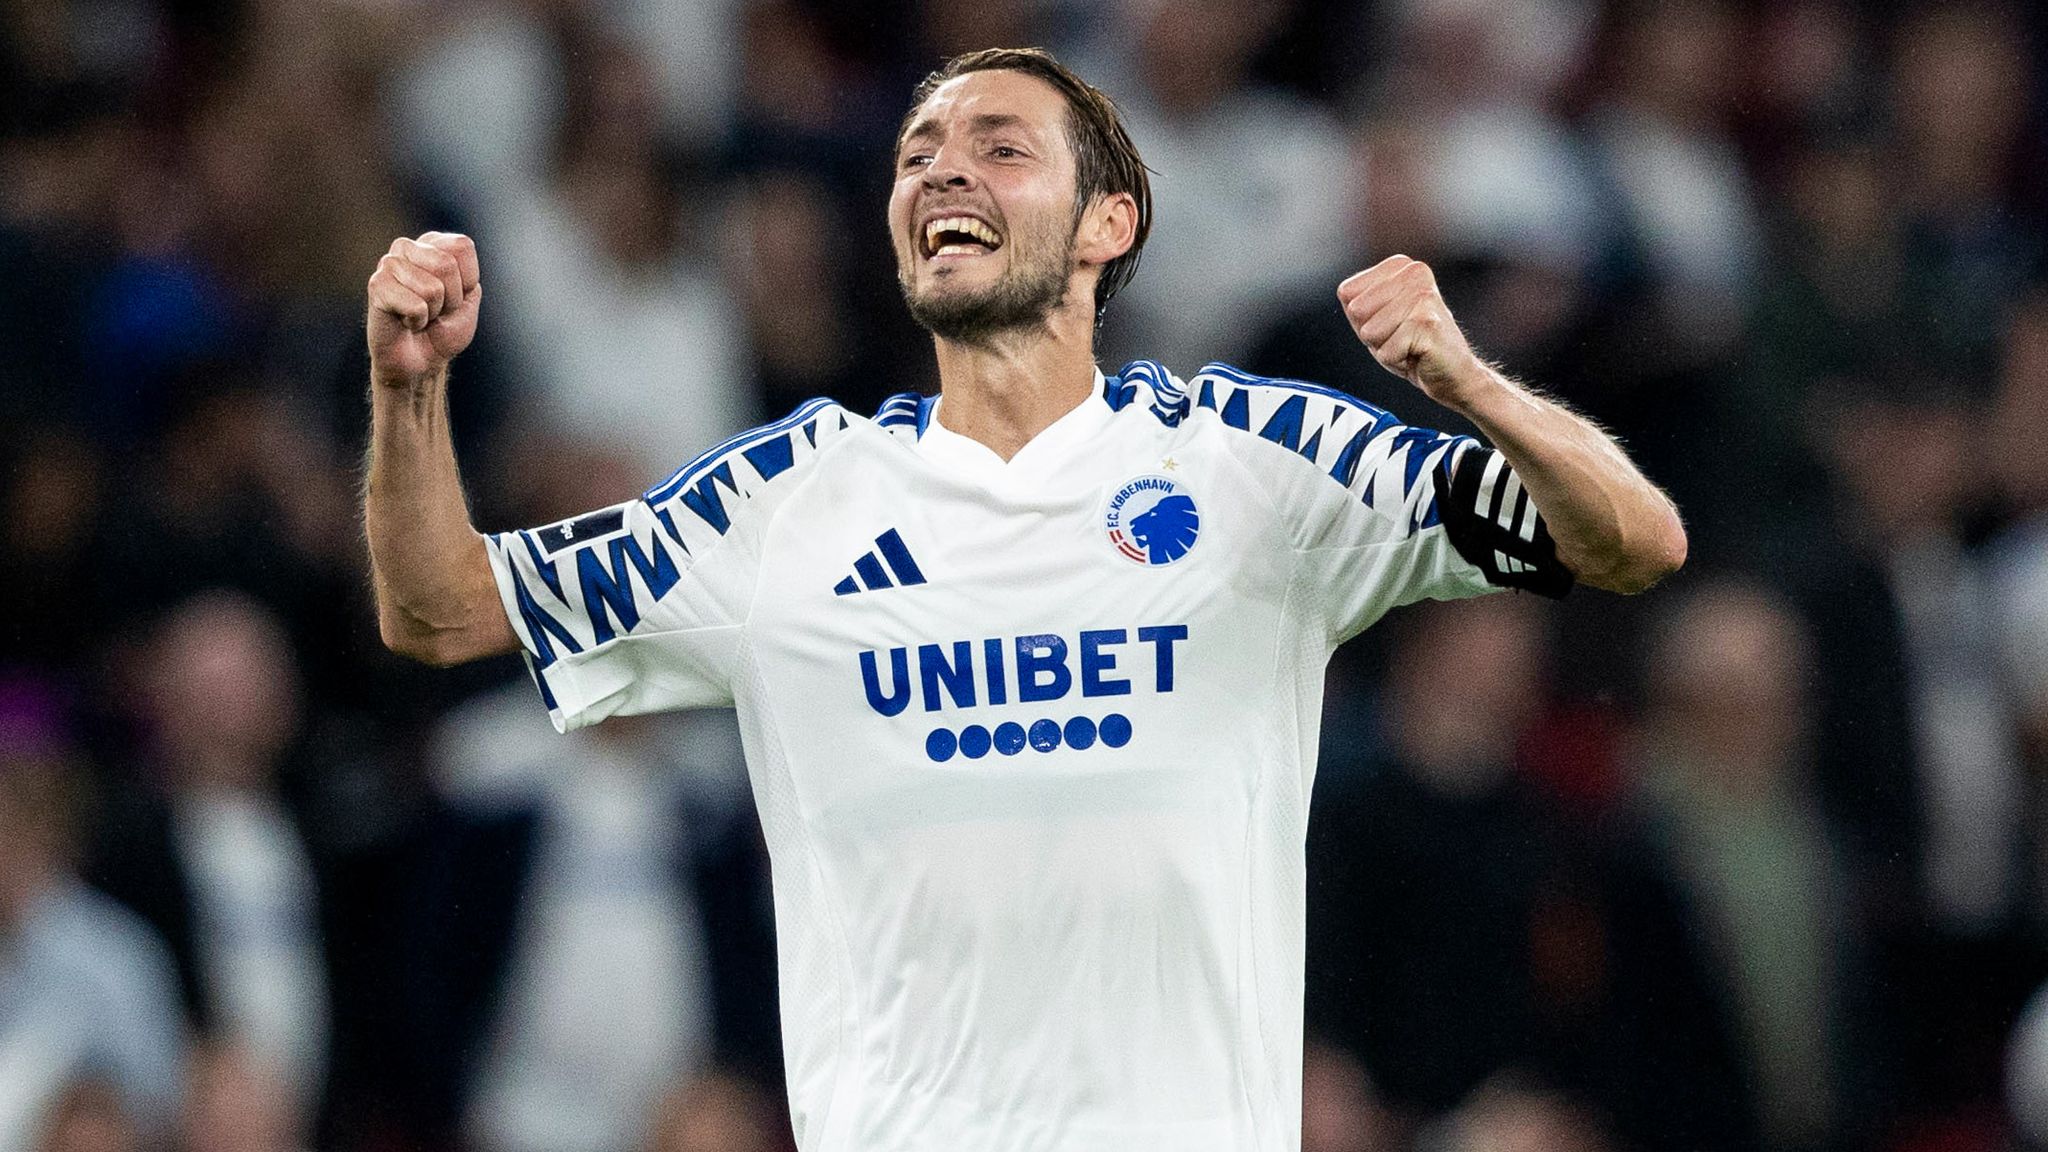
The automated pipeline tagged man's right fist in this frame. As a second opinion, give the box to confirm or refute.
[367,233,481,387]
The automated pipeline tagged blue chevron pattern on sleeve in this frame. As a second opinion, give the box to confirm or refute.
[1117,360,1474,537]
[487,398,852,673]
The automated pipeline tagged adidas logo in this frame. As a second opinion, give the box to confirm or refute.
[834,529,928,596]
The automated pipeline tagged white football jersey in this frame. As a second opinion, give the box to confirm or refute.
[482,361,1568,1152]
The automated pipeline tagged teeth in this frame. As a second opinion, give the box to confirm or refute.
[923,216,1001,253]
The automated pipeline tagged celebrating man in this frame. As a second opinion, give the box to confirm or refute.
[363,48,1683,1152]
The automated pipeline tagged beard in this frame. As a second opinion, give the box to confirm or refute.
[900,228,1074,345]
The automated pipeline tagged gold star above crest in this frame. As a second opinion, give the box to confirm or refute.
[1161,457,1179,471]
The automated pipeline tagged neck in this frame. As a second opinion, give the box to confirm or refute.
[931,295,1099,460]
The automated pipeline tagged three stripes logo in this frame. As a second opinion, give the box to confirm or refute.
[1473,452,1540,576]
[1438,444,1570,598]
[834,529,928,596]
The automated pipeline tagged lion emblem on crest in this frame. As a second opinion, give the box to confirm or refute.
[1105,475,1201,566]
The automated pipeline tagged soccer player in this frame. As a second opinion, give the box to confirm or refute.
[363,48,1684,1152]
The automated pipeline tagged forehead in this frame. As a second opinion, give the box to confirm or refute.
[901,69,1071,147]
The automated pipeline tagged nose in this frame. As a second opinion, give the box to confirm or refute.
[923,143,975,191]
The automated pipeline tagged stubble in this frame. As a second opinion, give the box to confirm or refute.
[900,227,1075,345]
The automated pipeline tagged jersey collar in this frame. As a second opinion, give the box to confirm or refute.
[914,369,1116,481]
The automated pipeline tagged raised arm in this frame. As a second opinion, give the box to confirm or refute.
[363,232,519,665]
[1339,255,1687,594]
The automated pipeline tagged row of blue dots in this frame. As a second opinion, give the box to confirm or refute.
[927,714,1133,762]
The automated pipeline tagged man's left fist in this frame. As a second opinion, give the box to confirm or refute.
[1338,255,1489,410]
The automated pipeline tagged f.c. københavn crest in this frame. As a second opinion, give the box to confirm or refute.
[1106,475,1200,566]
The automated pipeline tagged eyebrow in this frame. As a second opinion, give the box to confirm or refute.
[899,112,1034,149]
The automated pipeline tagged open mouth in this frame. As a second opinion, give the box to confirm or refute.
[922,215,1004,259]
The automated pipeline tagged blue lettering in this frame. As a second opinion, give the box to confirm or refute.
[1016,634,1072,703]
[919,641,976,711]
[1079,629,1131,697]
[983,637,1008,705]
[861,625,1185,718]
[861,648,912,716]
[1137,625,1187,691]
[1113,476,1175,507]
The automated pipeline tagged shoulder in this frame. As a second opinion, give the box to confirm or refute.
[872,390,939,437]
[1113,359,1476,538]
[1111,358,1387,431]
[639,397,873,542]
[1115,358,1459,474]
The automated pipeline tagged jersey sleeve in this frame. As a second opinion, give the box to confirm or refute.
[1188,364,1570,646]
[483,398,845,731]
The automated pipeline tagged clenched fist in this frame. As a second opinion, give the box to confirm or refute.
[367,233,481,387]
[1338,255,1491,411]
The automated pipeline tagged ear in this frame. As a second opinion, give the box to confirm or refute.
[1074,192,1139,270]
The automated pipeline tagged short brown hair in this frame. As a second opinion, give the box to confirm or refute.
[901,47,1153,319]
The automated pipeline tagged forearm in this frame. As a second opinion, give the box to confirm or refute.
[1336,255,1686,592]
[1452,363,1686,593]
[363,369,515,663]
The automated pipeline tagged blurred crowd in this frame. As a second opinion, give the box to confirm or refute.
[3,0,2048,1150]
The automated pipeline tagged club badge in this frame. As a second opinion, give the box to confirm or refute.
[1105,474,1201,566]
